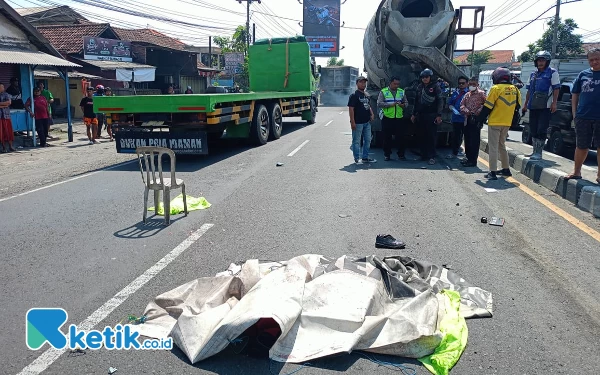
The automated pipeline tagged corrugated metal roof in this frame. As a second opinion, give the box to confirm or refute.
[14,6,56,16]
[72,57,155,70]
[0,47,81,67]
[34,69,102,79]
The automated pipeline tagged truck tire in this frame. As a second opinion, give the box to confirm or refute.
[250,104,270,145]
[548,129,565,155]
[268,103,283,140]
[306,98,317,125]
[522,124,532,145]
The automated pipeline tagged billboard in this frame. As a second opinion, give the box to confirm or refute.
[83,37,132,62]
[302,0,341,57]
[223,52,245,75]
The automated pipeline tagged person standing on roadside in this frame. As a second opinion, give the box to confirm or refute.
[477,67,520,180]
[37,81,54,137]
[459,77,487,167]
[0,82,16,152]
[94,85,105,138]
[80,87,99,145]
[522,51,560,160]
[447,76,469,159]
[103,87,115,141]
[378,76,408,161]
[25,87,50,147]
[348,76,376,164]
[411,69,443,165]
[565,48,600,185]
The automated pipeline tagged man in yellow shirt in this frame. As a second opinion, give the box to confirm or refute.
[477,67,521,180]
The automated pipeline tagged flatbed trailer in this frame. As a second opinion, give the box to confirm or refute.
[94,36,320,154]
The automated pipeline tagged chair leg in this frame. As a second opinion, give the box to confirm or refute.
[153,190,160,216]
[182,183,188,216]
[143,187,149,223]
[164,188,171,225]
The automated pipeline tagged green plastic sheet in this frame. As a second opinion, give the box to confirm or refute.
[418,290,468,375]
[148,194,211,215]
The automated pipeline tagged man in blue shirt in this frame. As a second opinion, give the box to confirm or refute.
[447,76,469,158]
[522,51,560,160]
[565,48,600,184]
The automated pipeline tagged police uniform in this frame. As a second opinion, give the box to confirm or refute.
[378,86,407,158]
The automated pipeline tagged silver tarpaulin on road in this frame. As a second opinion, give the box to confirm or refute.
[133,254,493,364]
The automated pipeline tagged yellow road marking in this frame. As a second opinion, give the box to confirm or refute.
[478,157,600,243]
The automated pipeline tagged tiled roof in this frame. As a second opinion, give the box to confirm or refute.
[455,50,515,64]
[583,43,600,53]
[37,23,110,54]
[112,28,185,51]
[197,60,221,72]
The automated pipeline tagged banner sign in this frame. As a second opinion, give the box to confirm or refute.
[83,37,132,62]
[224,53,245,75]
[115,131,208,155]
[302,0,341,57]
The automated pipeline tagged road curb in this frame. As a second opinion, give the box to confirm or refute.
[480,137,600,218]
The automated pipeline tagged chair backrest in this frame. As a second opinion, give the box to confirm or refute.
[136,146,176,187]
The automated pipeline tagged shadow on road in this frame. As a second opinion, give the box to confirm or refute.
[171,343,423,374]
[104,120,310,174]
[113,216,185,239]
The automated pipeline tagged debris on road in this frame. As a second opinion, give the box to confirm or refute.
[133,254,493,375]
[276,162,284,167]
[484,188,498,193]
[338,214,350,218]
[489,217,505,227]
[456,203,460,206]
[148,194,211,215]
[108,367,117,374]
[481,217,488,223]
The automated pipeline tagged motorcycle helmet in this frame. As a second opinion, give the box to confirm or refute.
[420,68,433,78]
[95,84,104,90]
[534,51,551,68]
[492,67,511,84]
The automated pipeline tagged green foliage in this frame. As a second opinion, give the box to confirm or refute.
[467,51,492,76]
[326,57,345,66]
[518,18,584,62]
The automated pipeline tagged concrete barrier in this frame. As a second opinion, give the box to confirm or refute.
[480,137,600,218]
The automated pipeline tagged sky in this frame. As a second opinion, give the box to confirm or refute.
[7,0,600,70]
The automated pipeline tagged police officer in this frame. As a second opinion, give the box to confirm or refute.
[411,69,443,165]
[522,51,560,160]
[378,76,408,161]
[477,67,521,180]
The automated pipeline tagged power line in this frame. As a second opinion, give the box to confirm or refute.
[481,0,582,50]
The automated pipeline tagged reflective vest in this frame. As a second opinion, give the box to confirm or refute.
[381,87,405,118]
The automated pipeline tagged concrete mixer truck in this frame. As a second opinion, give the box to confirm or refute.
[363,0,485,146]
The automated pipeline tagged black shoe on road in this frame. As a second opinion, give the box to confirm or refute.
[375,234,406,249]
[500,168,512,177]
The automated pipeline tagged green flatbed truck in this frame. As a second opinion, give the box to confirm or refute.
[94,36,321,154]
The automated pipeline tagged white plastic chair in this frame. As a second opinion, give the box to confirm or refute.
[136,147,187,225]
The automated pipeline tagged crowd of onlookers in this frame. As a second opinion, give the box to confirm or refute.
[347,48,600,184]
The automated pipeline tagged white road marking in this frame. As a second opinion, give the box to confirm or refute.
[324,120,333,127]
[287,140,310,157]
[339,111,344,115]
[17,223,214,375]
[0,159,137,203]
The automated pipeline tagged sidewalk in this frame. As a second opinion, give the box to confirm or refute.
[0,119,135,199]
[479,128,600,218]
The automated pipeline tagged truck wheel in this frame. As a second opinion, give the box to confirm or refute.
[268,103,283,140]
[522,124,532,145]
[548,130,564,155]
[250,104,270,145]
[306,98,317,125]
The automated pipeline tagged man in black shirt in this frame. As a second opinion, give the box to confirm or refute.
[6,77,24,110]
[347,76,376,164]
[411,69,444,165]
[80,88,99,144]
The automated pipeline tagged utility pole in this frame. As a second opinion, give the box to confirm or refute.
[551,0,561,59]
[237,0,261,51]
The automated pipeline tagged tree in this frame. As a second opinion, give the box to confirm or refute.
[326,57,345,66]
[518,18,584,62]
[466,50,492,76]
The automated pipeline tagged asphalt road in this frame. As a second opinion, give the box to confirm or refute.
[2,106,600,375]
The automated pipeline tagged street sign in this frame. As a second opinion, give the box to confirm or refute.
[302,0,341,57]
[224,52,245,75]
